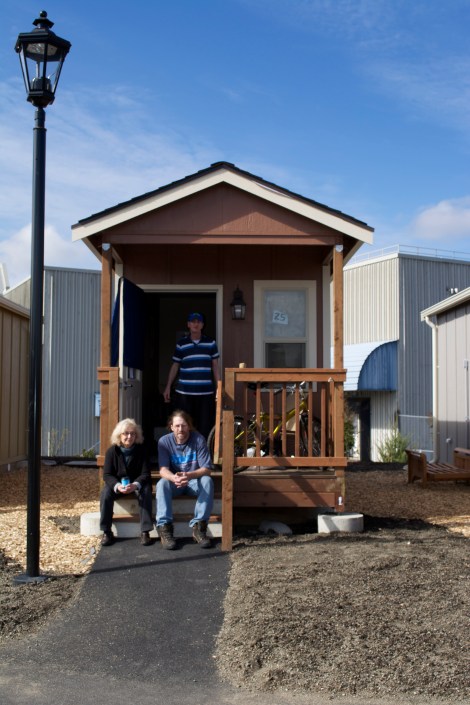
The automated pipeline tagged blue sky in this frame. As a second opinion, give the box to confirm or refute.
[2,0,470,287]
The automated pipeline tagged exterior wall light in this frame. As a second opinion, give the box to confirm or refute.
[230,286,246,320]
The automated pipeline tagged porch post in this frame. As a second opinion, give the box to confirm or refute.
[333,245,344,369]
[221,369,235,551]
[100,245,113,366]
[333,245,344,458]
[98,246,114,468]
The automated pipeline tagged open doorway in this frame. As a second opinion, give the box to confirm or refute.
[142,291,218,458]
[346,397,371,462]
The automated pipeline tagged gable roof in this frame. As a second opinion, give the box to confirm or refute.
[72,161,374,244]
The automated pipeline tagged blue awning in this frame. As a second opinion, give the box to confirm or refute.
[337,341,398,391]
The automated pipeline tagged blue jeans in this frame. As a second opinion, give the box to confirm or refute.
[156,475,214,527]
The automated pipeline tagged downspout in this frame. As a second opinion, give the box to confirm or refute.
[422,314,438,462]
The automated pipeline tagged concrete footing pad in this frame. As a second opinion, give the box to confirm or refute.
[317,512,364,534]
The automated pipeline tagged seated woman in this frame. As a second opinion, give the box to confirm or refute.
[100,418,153,546]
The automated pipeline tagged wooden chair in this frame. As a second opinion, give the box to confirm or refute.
[406,449,470,486]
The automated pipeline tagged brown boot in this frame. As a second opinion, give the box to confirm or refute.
[140,531,152,546]
[192,521,211,549]
[157,523,176,550]
[101,530,114,546]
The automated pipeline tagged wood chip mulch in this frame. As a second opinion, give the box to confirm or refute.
[0,463,468,576]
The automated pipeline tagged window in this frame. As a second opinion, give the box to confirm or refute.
[254,282,316,368]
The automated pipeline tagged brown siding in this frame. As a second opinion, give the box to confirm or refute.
[103,184,341,239]
[121,244,324,370]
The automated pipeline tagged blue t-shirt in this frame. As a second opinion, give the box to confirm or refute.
[158,431,212,474]
[173,334,219,396]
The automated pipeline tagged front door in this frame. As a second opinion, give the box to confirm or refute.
[112,278,146,423]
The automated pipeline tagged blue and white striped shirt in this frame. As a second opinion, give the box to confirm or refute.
[173,335,219,396]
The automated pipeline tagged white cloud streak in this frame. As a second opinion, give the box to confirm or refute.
[409,197,470,245]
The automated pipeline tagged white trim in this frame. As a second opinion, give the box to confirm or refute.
[253,280,316,367]
[72,167,373,244]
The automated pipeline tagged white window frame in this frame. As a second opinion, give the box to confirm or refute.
[254,280,317,368]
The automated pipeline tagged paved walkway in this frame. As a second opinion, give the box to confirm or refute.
[0,537,397,705]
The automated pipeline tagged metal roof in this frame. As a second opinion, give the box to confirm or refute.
[339,341,398,391]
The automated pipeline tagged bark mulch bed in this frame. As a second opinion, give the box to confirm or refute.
[1,462,469,704]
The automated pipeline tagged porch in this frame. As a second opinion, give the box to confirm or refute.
[213,367,347,550]
[97,365,347,550]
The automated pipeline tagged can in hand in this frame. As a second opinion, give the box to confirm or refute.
[121,477,130,488]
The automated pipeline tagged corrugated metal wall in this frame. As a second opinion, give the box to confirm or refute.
[42,268,101,456]
[344,256,400,343]
[398,256,470,456]
[0,297,29,465]
[436,302,470,462]
[345,252,470,460]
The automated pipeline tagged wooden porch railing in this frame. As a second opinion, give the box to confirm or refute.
[217,368,347,550]
[97,366,119,468]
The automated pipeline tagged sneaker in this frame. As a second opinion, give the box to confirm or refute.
[140,531,152,546]
[157,523,176,550]
[192,521,211,549]
[101,530,114,546]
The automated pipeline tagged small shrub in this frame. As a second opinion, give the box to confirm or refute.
[81,448,96,459]
[376,425,410,463]
[48,428,68,457]
[344,405,356,457]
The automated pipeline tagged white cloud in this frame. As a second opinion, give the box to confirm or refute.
[409,197,470,246]
[0,224,99,288]
[0,83,220,287]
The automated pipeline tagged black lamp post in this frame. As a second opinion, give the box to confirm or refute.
[14,11,71,582]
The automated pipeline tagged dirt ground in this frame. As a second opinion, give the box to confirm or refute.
[1,463,469,702]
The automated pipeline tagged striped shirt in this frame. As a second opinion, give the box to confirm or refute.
[173,335,219,396]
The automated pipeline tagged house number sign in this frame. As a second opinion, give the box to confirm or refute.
[272,310,288,325]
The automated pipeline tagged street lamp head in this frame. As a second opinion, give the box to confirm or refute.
[15,10,71,108]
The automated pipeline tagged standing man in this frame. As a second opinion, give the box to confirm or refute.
[156,410,214,550]
[163,312,220,439]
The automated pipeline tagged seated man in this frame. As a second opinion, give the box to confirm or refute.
[156,410,214,550]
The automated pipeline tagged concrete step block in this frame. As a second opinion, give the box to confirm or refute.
[109,496,222,517]
[80,511,222,538]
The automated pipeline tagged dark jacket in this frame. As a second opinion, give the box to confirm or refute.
[102,444,151,490]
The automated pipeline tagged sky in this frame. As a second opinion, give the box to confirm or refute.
[2,0,470,288]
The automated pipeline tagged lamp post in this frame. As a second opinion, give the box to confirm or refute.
[14,11,71,582]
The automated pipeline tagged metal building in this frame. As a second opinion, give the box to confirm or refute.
[5,266,100,457]
[421,288,470,463]
[343,246,470,461]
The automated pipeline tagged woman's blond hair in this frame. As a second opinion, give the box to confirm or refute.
[110,418,144,446]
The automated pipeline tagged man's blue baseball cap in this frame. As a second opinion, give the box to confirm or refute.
[187,312,204,322]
